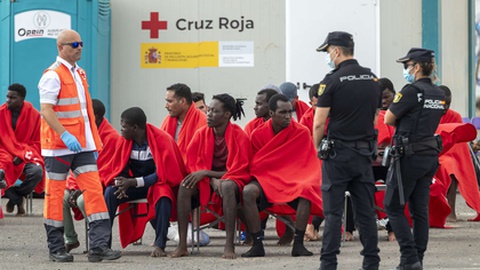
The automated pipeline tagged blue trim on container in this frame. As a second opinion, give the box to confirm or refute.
[422,0,441,80]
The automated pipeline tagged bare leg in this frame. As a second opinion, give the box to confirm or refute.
[277,216,294,245]
[291,198,313,257]
[446,175,458,222]
[221,180,239,259]
[169,185,197,258]
[241,183,265,257]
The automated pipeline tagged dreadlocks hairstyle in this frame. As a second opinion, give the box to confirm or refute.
[212,93,246,121]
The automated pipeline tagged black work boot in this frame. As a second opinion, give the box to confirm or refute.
[49,250,74,262]
[88,246,121,262]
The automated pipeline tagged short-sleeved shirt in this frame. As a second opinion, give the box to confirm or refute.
[38,56,96,156]
[388,78,445,141]
[316,59,381,141]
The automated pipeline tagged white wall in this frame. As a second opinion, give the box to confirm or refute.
[110,0,285,128]
[441,0,469,116]
[285,0,379,103]
[378,0,422,93]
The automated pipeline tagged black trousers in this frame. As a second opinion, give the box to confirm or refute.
[384,154,438,265]
[320,146,380,270]
[5,163,43,205]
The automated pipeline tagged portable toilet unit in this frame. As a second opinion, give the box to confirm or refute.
[0,0,111,115]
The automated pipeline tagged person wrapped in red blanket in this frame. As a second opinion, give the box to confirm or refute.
[0,83,43,216]
[244,88,278,136]
[160,83,207,162]
[242,94,322,258]
[103,107,186,257]
[434,85,480,223]
[170,94,251,259]
[279,82,311,122]
[62,99,121,252]
[432,122,477,227]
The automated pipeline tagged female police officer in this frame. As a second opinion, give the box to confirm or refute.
[384,48,445,270]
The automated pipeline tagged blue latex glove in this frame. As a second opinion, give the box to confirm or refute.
[60,131,82,153]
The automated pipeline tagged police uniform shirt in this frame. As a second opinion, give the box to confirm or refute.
[316,59,381,141]
[388,78,445,140]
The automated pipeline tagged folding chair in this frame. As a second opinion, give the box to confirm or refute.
[190,202,243,253]
[26,192,33,215]
[84,198,148,253]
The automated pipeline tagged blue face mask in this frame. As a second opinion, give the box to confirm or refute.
[325,50,337,69]
[403,68,415,83]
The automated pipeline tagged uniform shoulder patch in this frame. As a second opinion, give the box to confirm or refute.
[393,93,402,103]
[318,84,326,96]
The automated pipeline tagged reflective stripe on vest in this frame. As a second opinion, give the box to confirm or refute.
[55,110,82,119]
[57,97,79,106]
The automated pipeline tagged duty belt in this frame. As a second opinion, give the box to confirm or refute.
[338,140,371,149]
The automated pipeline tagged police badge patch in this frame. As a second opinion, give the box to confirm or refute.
[393,93,402,103]
[318,84,326,96]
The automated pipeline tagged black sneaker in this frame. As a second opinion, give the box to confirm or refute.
[88,246,121,262]
[49,250,74,262]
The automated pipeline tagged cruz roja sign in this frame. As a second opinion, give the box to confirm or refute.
[141,12,255,39]
[176,16,254,32]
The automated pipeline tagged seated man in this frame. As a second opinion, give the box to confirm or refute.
[279,82,311,121]
[62,99,120,252]
[244,88,278,136]
[170,94,251,259]
[103,107,186,257]
[242,94,323,257]
[0,83,43,216]
[192,91,208,114]
[436,85,480,222]
[161,83,207,162]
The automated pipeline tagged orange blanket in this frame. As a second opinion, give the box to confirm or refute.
[250,119,323,216]
[160,105,206,162]
[244,117,266,136]
[186,123,251,207]
[0,102,44,193]
[103,123,186,247]
[295,100,310,122]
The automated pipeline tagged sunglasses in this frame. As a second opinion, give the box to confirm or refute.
[62,41,84,48]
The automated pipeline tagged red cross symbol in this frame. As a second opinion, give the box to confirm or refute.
[141,12,167,39]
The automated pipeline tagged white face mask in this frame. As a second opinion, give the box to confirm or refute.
[325,49,337,69]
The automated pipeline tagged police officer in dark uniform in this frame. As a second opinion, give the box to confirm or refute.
[384,48,445,270]
[313,31,381,270]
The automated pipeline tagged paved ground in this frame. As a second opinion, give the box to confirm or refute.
[1,194,480,270]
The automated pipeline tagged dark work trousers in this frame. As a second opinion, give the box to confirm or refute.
[104,185,172,248]
[384,154,438,266]
[320,145,380,270]
[5,163,43,205]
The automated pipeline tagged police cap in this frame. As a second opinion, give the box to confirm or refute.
[397,48,435,63]
[316,31,354,52]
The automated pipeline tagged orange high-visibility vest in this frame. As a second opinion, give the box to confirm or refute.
[40,62,102,151]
